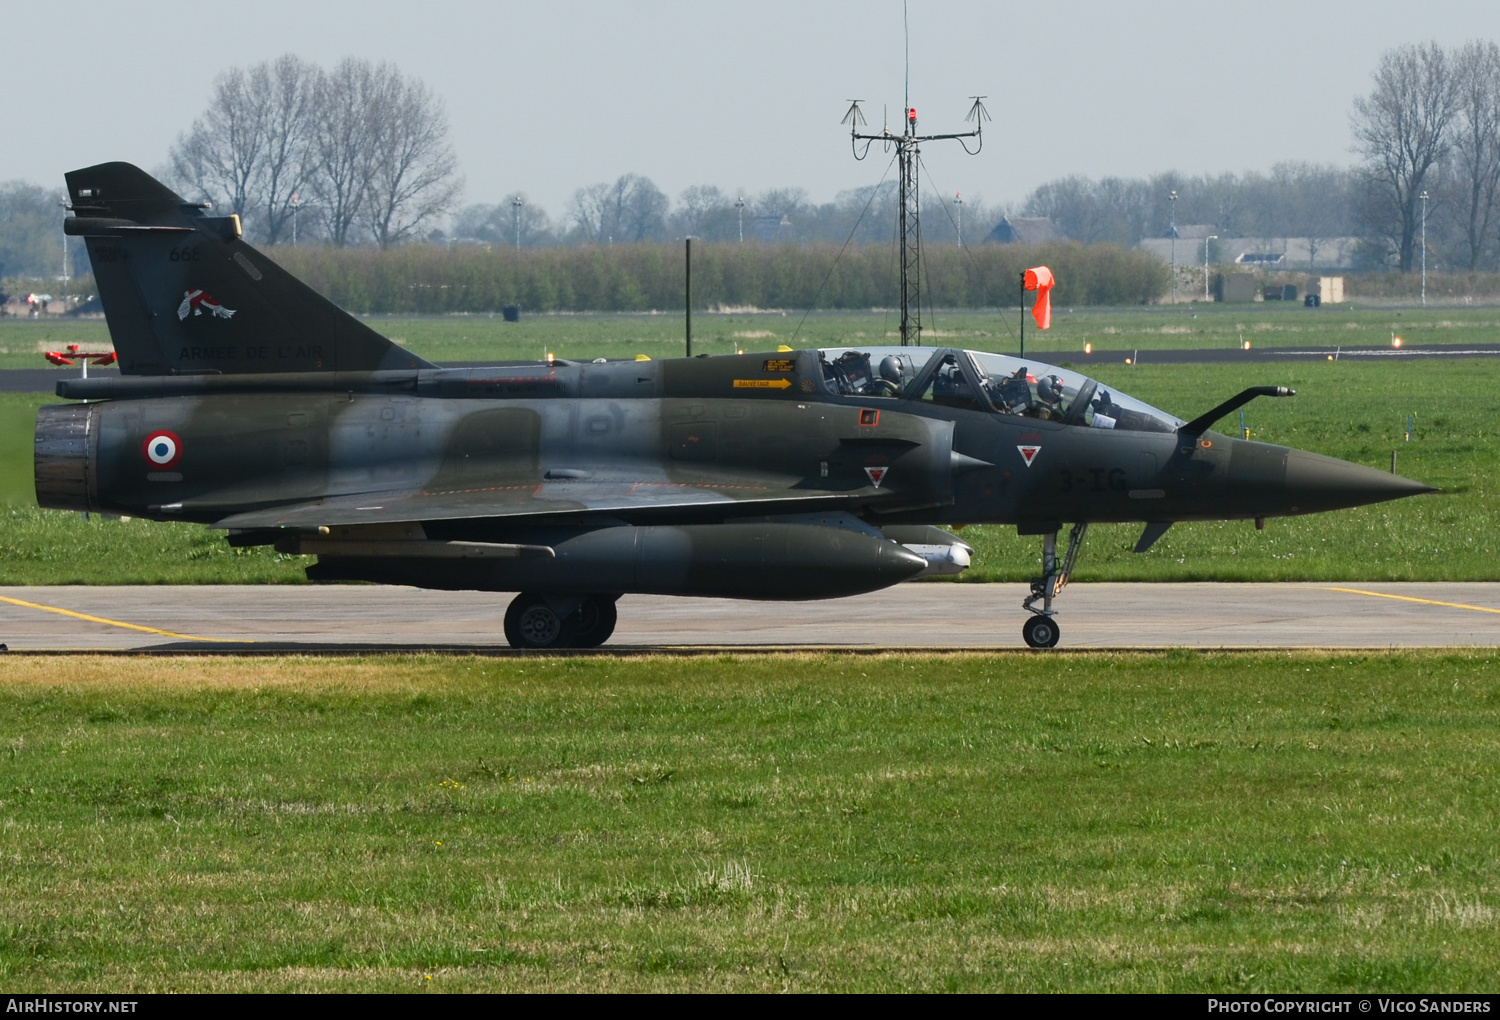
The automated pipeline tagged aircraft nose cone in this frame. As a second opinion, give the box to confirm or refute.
[1284,449,1438,513]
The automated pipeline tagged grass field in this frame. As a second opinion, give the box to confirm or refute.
[0,651,1496,992]
[1,348,1492,583]
[3,301,1499,370]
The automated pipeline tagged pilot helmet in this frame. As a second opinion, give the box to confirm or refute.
[879,355,903,383]
[1038,375,1065,402]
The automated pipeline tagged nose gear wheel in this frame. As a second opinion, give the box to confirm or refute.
[1021,522,1088,649]
[1022,614,1060,648]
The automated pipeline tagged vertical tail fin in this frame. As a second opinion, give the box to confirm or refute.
[64,162,433,376]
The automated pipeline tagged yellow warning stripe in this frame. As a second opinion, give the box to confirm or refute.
[1322,587,1500,616]
[0,595,243,642]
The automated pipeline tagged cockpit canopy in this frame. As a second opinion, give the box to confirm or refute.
[817,346,1182,434]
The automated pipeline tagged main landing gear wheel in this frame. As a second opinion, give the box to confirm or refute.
[504,593,578,650]
[1022,615,1060,649]
[571,595,619,648]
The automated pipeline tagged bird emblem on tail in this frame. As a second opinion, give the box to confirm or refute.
[177,289,236,321]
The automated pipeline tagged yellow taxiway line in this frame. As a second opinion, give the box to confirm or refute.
[0,595,243,643]
[1322,587,1500,616]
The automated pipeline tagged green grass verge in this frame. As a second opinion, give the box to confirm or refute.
[0,392,37,506]
[3,302,1499,369]
[1,353,1491,583]
[1,651,1497,991]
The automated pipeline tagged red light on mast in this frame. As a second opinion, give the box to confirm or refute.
[908,107,917,121]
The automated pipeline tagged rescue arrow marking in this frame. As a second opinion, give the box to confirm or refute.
[1017,445,1041,467]
[733,378,792,389]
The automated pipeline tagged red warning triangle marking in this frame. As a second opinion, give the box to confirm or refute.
[864,466,888,487]
[1017,445,1041,467]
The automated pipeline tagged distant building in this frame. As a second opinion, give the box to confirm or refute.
[1136,224,1213,264]
[1139,233,1360,271]
[985,216,1061,244]
[750,214,792,243]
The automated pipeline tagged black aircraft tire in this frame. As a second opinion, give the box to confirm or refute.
[504,593,578,650]
[1023,615,1060,649]
[571,596,619,648]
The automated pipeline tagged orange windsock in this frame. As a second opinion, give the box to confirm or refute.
[1023,266,1054,330]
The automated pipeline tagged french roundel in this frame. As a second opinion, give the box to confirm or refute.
[141,430,182,469]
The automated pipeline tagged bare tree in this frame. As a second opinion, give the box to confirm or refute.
[615,175,668,241]
[308,58,380,246]
[568,174,666,243]
[170,66,268,219]
[362,66,462,248]
[0,180,65,279]
[568,182,612,242]
[1450,40,1500,270]
[169,55,320,244]
[453,195,555,247]
[257,55,319,245]
[673,185,730,238]
[1275,163,1354,269]
[1352,42,1461,272]
[1025,175,1115,242]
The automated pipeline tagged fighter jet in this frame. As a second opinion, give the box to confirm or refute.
[35,163,1435,648]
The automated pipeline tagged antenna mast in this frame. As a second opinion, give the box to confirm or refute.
[843,95,989,346]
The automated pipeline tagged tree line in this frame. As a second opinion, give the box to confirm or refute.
[0,181,66,286]
[1020,40,1500,275]
[266,240,1167,314]
[11,42,1500,294]
[1021,164,1355,259]
[454,179,1002,249]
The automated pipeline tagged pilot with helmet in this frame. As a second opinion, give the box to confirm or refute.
[1034,375,1068,420]
[871,355,904,398]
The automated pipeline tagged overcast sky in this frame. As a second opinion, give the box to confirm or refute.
[6,0,1500,222]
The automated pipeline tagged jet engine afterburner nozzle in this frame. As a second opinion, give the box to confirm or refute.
[35,403,98,513]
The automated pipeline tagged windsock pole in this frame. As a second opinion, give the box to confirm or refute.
[1019,272,1026,358]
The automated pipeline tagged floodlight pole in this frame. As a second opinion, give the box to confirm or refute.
[735,197,745,243]
[1204,235,1217,300]
[513,196,524,251]
[954,191,963,246]
[845,97,988,346]
[1169,189,1178,305]
[1419,190,1428,306]
[1019,272,1026,358]
[58,198,69,292]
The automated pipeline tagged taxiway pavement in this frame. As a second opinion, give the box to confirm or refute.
[3,582,1499,653]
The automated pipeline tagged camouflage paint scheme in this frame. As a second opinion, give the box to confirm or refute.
[34,164,1434,648]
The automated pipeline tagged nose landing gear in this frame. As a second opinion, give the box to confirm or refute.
[1021,522,1088,649]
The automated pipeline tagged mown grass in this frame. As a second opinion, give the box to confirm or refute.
[0,651,1496,991]
[3,302,1499,370]
[0,351,1489,583]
